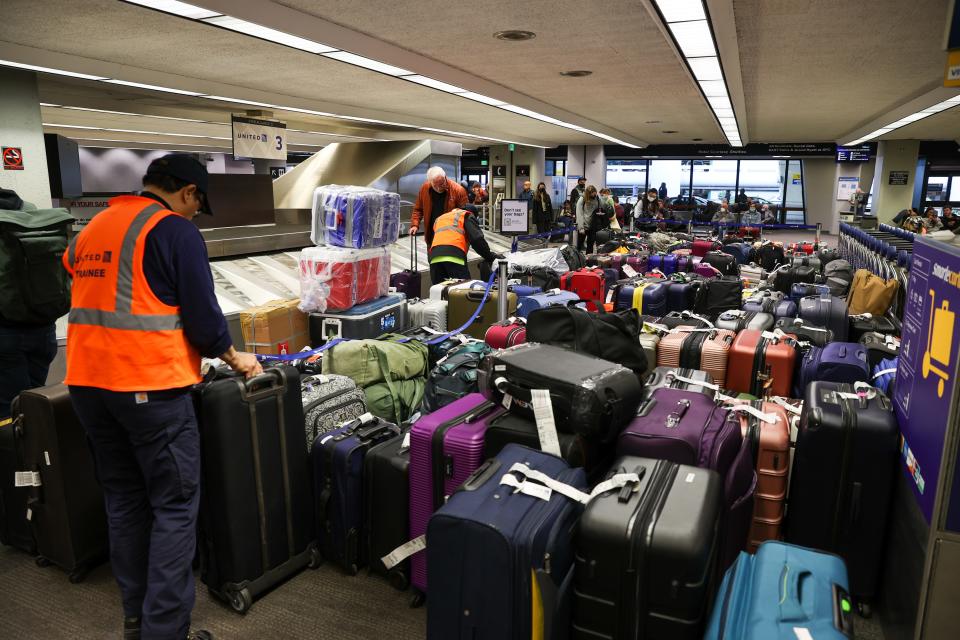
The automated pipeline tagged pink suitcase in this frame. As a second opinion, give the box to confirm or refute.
[408,393,505,597]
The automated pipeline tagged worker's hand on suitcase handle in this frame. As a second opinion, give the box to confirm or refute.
[408,225,418,235]
[220,347,263,379]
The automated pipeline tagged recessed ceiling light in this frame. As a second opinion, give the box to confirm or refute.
[645,120,661,124]
[662,130,678,134]
[559,70,592,77]
[493,30,536,41]
[692,138,703,141]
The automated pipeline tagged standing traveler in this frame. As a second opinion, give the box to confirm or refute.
[518,180,534,204]
[569,177,586,214]
[63,154,262,640]
[599,189,620,231]
[531,182,553,234]
[577,185,608,253]
[658,181,668,200]
[636,188,660,220]
[428,205,503,283]
[613,195,625,227]
[0,188,69,418]
[735,188,748,212]
[468,182,488,205]
[941,206,959,232]
[409,166,469,250]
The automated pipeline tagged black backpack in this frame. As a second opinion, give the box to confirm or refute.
[703,251,739,277]
[0,207,74,324]
[526,305,648,377]
[756,243,787,271]
[693,277,743,317]
[561,244,586,271]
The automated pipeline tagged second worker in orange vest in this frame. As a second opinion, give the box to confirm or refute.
[428,204,503,284]
[63,154,260,640]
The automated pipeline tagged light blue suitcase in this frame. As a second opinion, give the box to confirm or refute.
[516,289,582,318]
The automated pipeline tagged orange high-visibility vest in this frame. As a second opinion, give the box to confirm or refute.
[431,209,469,253]
[63,195,201,391]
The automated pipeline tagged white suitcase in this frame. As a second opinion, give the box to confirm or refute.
[408,299,448,332]
[428,279,485,301]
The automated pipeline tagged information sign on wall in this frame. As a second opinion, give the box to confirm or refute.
[53,197,111,231]
[894,237,960,523]
[231,116,286,161]
[2,147,24,170]
[500,199,529,234]
[836,177,859,201]
[889,171,910,185]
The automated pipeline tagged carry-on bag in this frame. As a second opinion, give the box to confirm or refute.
[407,298,447,333]
[560,268,605,305]
[638,331,660,369]
[692,239,721,257]
[422,341,492,413]
[665,274,701,312]
[721,242,753,264]
[427,444,587,640]
[859,332,900,369]
[791,254,822,273]
[0,412,34,554]
[657,328,736,389]
[614,280,668,316]
[715,309,775,332]
[824,259,855,297]
[754,243,787,271]
[484,316,527,349]
[481,411,588,469]
[742,296,797,321]
[429,278,479,302]
[300,373,367,451]
[726,330,798,397]
[793,342,870,398]
[799,293,849,341]
[786,381,898,605]
[774,317,833,347]
[693,277,743,317]
[9,386,107,578]
[789,282,831,304]
[312,413,401,574]
[616,388,756,570]
[640,366,716,402]
[771,264,817,294]
[479,342,644,441]
[849,314,899,343]
[390,234,422,299]
[648,253,678,275]
[705,541,854,640]
[656,310,713,329]
[739,263,768,286]
[572,457,723,640]
[447,287,517,339]
[517,289,582,319]
[846,270,899,316]
[408,393,504,596]
[309,293,409,345]
[362,426,411,590]
[198,368,318,613]
[872,357,898,395]
[703,251,739,276]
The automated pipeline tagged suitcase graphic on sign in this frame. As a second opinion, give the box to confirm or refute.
[922,290,954,398]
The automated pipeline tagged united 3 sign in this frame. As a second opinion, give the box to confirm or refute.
[231,116,287,161]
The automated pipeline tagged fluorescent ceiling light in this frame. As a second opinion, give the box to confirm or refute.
[687,56,722,81]
[668,20,715,58]
[44,123,230,140]
[656,0,706,22]
[200,95,279,109]
[0,59,107,80]
[717,117,738,126]
[202,15,335,53]
[321,51,412,76]
[713,107,734,118]
[42,123,99,130]
[457,92,506,106]
[404,75,465,93]
[103,79,203,96]
[698,80,728,97]
[707,95,732,111]
[122,0,219,19]
[73,137,229,148]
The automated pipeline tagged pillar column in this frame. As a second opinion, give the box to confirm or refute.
[0,69,52,207]
[871,140,921,223]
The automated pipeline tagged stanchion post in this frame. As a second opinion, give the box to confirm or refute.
[497,259,509,322]
[572,226,579,249]
[687,220,693,235]
[815,222,822,246]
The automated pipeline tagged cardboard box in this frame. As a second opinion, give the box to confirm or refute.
[240,298,310,356]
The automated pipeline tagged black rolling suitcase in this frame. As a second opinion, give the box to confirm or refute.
[361,425,410,590]
[785,381,898,609]
[482,411,589,468]
[0,412,35,554]
[477,342,643,442]
[14,385,107,581]
[196,367,319,613]
[572,457,723,640]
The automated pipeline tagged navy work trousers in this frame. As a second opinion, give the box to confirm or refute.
[69,386,199,640]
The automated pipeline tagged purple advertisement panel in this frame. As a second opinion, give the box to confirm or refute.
[894,237,960,523]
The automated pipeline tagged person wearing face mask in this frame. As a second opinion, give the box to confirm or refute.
[742,201,761,225]
[923,207,943,231]
[576,185,604,252]
[569,177,586,215]
[531,181,553,234]
[712,200,734,223]
[761,204,777,225]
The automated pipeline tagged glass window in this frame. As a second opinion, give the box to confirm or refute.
[648,160,689,208]
[605,159,647,206]
[927,176,950,202]
[691,160,737,209]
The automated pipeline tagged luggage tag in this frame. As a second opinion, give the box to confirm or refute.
[530,389,562,458]
[381,534,427,570]
[724,404,779,424]
[667,372,720,391]
[770,396,803,416]
[622,264,639,278]
[505,462,640,505]
[14,471,41,487]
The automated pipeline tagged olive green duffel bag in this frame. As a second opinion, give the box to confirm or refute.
[364,377,426,424]
[321,337,428,388]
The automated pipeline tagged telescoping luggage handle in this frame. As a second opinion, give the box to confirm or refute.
[663,372,781,424]
[409,232,417,272]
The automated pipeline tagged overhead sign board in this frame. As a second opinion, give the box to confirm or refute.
[231,115,286,161]
[836,145,872,162]
[634,142,839,158]
[946,49,960,87]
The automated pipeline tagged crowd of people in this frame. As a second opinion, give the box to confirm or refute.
[891,205,958,233]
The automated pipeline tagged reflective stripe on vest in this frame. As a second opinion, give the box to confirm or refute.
[434,209,465,235]
[67,203,182,330]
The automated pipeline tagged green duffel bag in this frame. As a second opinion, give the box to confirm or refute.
[364,377,425,424]
[322,337,428,388]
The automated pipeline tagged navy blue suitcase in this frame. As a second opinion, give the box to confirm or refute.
[312,413,401,574]
[665,278,701,312]
[799,294,849,341]
[789,283,830,304]
[427,444,587,640]
[793,342,870,398]
[648,254,678,275]
[721,242,752,264]
[614,279,669,317]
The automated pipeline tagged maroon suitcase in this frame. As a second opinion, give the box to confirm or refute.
[484,318,527,349]
[389,234,422,300]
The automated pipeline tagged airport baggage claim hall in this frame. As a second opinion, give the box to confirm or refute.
[2,1,960,639]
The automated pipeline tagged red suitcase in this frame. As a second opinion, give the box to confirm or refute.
[726,330,798,397]
[484,318,527,349]
[692,239,720,257]
[560,268,605,310]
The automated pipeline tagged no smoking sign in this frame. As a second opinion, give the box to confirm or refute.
[2,147,24,170]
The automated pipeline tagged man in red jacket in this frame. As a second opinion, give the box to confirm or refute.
[409,166,468,249]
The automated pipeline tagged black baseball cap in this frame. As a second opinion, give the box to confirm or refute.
[145,153,213,215]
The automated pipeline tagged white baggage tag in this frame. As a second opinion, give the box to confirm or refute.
[381,535,426,570]
[501,392,513,410]
[14,471,41,488]
[401,432,411,450]
[530,389,562,457]
[793,628,814,640]
[622,264,639,278]
[500,473,553,501]
[44,451,51,466]
[605,289,614,304]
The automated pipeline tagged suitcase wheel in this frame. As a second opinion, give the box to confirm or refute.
[227,586,253,614]
[35,556,51,568]
[308,546,322,570]
[857,600,873,618]
[409,589,426,608]
[68,568,88,584]
[388,567,410,592]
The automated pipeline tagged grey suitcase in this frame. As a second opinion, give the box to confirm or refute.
[301,374,367,451]
[407,299,447,333]
[638,333,661,371]
[798,294,849,341]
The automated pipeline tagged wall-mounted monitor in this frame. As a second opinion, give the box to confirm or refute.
[837,145,872,162]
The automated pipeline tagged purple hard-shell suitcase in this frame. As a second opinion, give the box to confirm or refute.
[695,263,722,279]
[390,234,422,300]
[648,254,678,275]
[617,387,756,571]
[626,255,648,275]
[793,342,870,398]
[408,393,504,596]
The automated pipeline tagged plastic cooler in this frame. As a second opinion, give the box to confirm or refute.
[298,245,390,313]
[310,185,401,248]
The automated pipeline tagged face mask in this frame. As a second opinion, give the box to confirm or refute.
[648,196,655,202]
[749,207,756,212]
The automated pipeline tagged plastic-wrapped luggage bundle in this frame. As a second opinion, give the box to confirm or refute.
[298,245,390,313]
[505,247,571,277]
[310,185,401,248]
